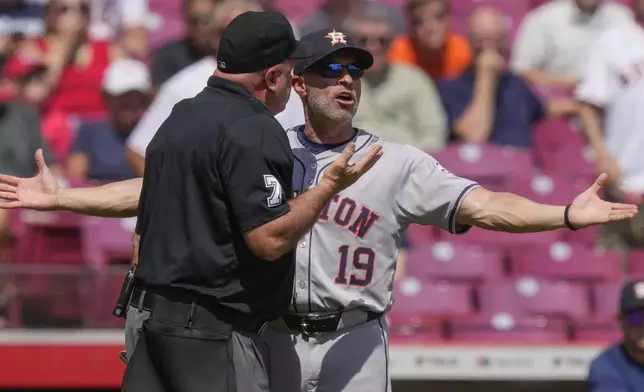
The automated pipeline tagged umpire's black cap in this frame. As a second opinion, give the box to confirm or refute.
[293,28,374,75]
[216,11,313,74]
[620,280,644,314]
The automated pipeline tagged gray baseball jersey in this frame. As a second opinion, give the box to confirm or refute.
[286,126,479,314]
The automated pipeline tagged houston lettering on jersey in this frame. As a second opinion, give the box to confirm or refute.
[318,194,380,239]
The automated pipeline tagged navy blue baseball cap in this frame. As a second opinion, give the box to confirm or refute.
[621,280,644,314]
[217,11,314,74]
[293,28,374,76]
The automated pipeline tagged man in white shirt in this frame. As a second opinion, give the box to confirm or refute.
[511,0,632,91]
[125,0,304,174]
[576,0,644,249]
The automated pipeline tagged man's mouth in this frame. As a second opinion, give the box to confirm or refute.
[335,92,355,105]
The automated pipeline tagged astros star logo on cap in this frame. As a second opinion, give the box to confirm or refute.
[324,29,347,46]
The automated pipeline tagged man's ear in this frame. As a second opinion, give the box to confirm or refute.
[264,65,280,93]
[292,75,306,98]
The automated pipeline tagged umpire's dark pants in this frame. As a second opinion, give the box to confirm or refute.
[121,289,270,392]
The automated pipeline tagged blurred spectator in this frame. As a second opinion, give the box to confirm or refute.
[389,0,471,81]
[587,280,644,391]
[0,92,57,260]
[346,4,447,152]
[150,0,217,88]
[66,59,149,182]
[88,0,152,59]
[0,0,47,38]
[511,0,632,91]
[576,0,644,250]
[299,0,405,37]
[5,0,124,117]
[125,0,305,175]
[0,0,151,59]
[437,7,579,148]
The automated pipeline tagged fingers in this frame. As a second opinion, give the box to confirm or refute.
[609,202,639,212]
[0,191,18,201]
[0,174,20,185]
[0,201,23,209]
[589,173,608,194]
[350,144,383,174]
[609,211,638,222]
[35,149,48,174]
[335,142,356,168]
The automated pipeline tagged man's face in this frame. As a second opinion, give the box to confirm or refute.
[410,1,449,51]
[353,20,393,73]
[297,53,363,125]
[622,309,644,351]
[264,61,294,116]
[186,0,216,55]
[46,0,91,35]
[468,14,509,59]
[575,0,599,13]
[106,91,150,132]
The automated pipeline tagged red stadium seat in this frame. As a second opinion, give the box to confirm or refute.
[446,226,560,251]
[80,217,137,270]
[477,278,591,320]
[540,144,597,184]
[389,278,473,340]
[573,281,623,343]
[449,311,569,342]
[533,118,586,170]
[9,210,83,265]
[628,250,644,279]
[405,224,435,247]
[431,142,533,190]
[405,240,505,283]
[508,242,623,282]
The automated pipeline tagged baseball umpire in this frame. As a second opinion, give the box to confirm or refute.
[118,10,382,392]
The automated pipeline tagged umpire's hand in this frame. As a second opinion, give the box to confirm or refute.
[321,142,383,193]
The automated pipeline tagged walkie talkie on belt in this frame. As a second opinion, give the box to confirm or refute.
[112,265,137,319]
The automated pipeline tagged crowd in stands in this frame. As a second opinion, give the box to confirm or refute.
[0,0,642,339]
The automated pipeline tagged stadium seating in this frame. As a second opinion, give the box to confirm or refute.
[477,278,590,320]
[9,210,84,266]
[507,242,623,282]
[573,282,622,342]
[431,142,533,190]
[445,227,560,251]
[389,278,473,341]
[449,311,569,342]
[80,217,137,270]
[405,240,505,283]
[628,250,644,278]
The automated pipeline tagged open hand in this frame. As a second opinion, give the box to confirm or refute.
[567,173,638,229]
[0,149,60,210]
[321,142,383,193]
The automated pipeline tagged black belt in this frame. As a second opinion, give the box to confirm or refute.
[130,285,153,311]
[129,286,266,334]
[282,311,382,334]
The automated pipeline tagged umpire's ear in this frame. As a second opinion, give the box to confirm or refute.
[292,74,306,98]
[263,65,281,93]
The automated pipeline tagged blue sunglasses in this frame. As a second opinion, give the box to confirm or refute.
[312,62,364,79]
[625,310,644,326]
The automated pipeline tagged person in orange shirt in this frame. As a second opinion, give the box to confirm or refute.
[389,0,472,80]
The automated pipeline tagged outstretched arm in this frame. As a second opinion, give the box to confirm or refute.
[0,149,142,218]
[56,178,142,218]
[457,174,637,232]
